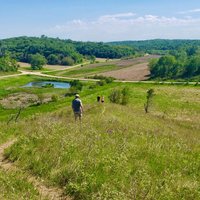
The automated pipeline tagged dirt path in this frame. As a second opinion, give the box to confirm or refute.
[0,140,71,200]
[0,68,197,85]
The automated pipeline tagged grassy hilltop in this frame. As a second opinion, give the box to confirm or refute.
[0,75,199,199]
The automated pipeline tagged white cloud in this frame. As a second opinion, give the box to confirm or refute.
[99,12,136,22]
[178,9,200,14]
[46,13,200,41]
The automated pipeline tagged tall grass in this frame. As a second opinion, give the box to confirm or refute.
[0,169,39,199]
[6,103,200,199]
[1,76,200,199]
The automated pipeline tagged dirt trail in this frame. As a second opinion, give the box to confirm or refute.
[0,140,71,200]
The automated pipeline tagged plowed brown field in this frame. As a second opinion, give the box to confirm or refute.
[100,55,160,81]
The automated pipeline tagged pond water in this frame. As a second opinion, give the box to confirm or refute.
[23,81,70,89]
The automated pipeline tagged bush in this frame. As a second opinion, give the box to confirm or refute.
[65,86,80,97]
[96,80,106,86]
[30,53,47,70]
[121,87,129,105]
[62,57,75,66]
[88,84,97,89]
[70,80,83,91]
[109,89,122,104]
[89,75,115,84]
[109,87,130,105]
[0,54,19,72]
[51,94,58,102]
[144,89,155,113]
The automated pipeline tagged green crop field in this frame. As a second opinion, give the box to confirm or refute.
[0,75,200,199]
[44,64,120,78]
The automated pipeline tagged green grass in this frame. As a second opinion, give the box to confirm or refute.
[0,75,73,121]
[19,66,55,72]
[0,169,39,199]
[45,64,120,78]
[1,77,199,199]
[0,71,21,76]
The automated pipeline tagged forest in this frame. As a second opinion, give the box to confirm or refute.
[109,39,200,54]
[1,37,200,80]
[0,36,135,66]
[149,46,200,80]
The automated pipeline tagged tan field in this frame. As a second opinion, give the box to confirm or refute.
[100,62,150,81]
[99,55,160,81]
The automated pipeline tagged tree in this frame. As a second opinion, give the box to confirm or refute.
[47,54,60,65]
[62,57,75,66]
[30,53,47,70]
[144,89,155,113]
[0,54,19,72]
[184,56,200,77]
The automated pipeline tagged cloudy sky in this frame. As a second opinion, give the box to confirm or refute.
[1,0,200,41]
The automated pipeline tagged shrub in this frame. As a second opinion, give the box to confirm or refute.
[0,54,19,72]
[96,80,106,86]
[70,80,83,91]
[144,89,155,113]
[30,53,47,70]
[51,94,58,102]
[62,57,75,66]
[109,89,122,104]
[89,75,115,84]
[109,87,130,105]
[121,87,129,105]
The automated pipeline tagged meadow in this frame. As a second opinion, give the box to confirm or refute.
[0,75,200,199]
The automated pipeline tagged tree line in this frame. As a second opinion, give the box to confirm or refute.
[109,39,200,55]
[149,46,200,80]
[0,36,135,67]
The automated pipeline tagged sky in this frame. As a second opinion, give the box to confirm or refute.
[1,0,200,41]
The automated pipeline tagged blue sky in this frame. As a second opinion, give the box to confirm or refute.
[1,0,200,41]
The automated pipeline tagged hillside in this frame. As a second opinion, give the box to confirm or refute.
[0,36,135,65]
[0,75,200,199]
[108,39,200,54]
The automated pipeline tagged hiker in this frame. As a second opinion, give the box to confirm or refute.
[97,96,101,102]
[101,96,104,103]
[72,94,83,121]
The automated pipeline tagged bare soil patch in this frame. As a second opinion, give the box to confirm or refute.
[100,62,150,81]
[99,55,160,81]
[0,92,52,109]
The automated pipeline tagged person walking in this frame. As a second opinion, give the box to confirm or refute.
[97,96,101,102]
[72,94,83,121]
[101,96,104,103]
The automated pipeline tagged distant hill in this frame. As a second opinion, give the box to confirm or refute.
[0,36,135,65]
[108,39,200,54]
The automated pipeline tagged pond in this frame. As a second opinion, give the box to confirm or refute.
[23,81,70,89]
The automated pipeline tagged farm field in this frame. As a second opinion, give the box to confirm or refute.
[18,62,69,71]
[100,62,150,81]
[44,55,159,80]
[0,75,200,199]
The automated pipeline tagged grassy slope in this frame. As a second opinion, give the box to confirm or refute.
[0,71,21,76]
[1,76,199,199]
[0,169,39,199]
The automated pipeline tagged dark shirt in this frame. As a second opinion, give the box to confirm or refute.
[72,98,82,112]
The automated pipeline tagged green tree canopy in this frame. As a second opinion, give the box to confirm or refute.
[0,54,19,72]
[30,53,47,70]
